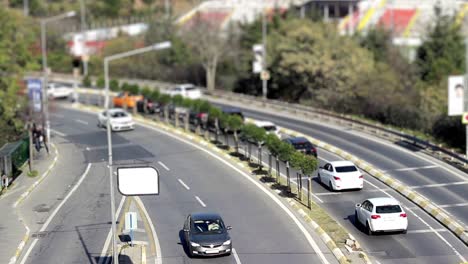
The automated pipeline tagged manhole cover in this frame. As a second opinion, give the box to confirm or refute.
[31,231,48,238]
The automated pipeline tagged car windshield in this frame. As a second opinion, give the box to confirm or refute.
[335,166,358,173]
[263,125,277,131]
[376,205,402,214]
[192,219,225,234]
[110,112,128,118]
[292,142,313,149]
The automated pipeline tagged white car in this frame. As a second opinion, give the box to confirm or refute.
[355,197,408,235]
[98,109,135,131]
[253,120,280,137]
[165,84,202,99]
[318,160,363,191]
[47,83,73,99]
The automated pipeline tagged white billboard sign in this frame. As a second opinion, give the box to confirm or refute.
[448,75,465,116]
[117,166,159,196]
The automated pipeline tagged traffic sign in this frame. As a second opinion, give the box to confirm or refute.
[462,112,468,124]
[260,70,270,81]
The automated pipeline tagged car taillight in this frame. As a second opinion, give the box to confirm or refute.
[359,175,363,179]
[371,215,380,219]
[400,213,407,218]
[333,176,341,180]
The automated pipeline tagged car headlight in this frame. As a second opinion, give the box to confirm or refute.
[222,240,231,246]
[190,242,200,247]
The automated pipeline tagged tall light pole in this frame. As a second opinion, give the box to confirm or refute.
[80,0,88,76]
[41,11,77,142]
[104,41,171,264]
[262,7,268,100]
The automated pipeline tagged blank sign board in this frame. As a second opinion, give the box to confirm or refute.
[117,166,159,196]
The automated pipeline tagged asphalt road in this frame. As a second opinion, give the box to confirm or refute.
[25,103,338,264]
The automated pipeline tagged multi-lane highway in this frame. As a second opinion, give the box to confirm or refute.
[19,103,339,264]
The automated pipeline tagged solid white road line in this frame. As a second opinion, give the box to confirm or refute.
[178,179,190,190]
[407,228,448,234]
[158,161,170,171]
[410,181,468,189]
[50,129,67,137]
[98,196,126,264]
[195,196,207,207]
[19,163,92,264]
[232,248,242,264]
[382,165,438,172]
[76,119,89,125]
[134,197,162,264]
[137,122,331,264]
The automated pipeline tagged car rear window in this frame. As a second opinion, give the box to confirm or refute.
[111,112,128,118]
[263,125,277,131]
[376,205,402,214]
[293,142,313,149]
[186,87,197,91]
[335,166,358,173]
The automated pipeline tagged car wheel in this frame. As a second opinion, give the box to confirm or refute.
[187,244,194,258]
[329,181,334,191]
[402,229,407,234]
[366,222,373,236]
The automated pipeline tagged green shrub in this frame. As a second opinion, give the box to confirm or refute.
[110,79,120,91]
[82,75,91,87]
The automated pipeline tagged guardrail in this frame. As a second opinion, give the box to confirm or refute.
[30,71,468,171]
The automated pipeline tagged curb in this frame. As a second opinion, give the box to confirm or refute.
[69,103,355,264]
[8,225,30,264]
[278,126,468,246]
[13,143,59,208]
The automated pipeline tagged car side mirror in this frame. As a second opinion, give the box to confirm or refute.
[226,226,232,230]
[355,203,361,208]
[319,166,323,169]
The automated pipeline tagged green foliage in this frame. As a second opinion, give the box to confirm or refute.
[227,115,243,132]
[150,90,160,101]
[121,82,131,92]
[358,27,392,62]
[265,134,283,157]
[301,155,318,175]
[141,87,152,98]
[96,76,105,89]
[198,100,212,113]
[181,98,193,108]
[416,5,465,84]
[277,141,295,162]
[208,107,223,121]
[27,170,39,177]
[289,151,304,171]
[110,79,120,91]
[171,95,184,106]
[219,114,229,131]
[128,84,139,95]
[82,75,92,87]
[241,123,266,144]
[158,94,171,104]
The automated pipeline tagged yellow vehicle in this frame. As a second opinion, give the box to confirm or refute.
[112,92,143,109]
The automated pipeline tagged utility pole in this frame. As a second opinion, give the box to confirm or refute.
[262,7,268,100]
[80,0,88,76]
[23,0,29,16]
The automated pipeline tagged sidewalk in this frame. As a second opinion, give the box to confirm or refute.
[0,145,58,264]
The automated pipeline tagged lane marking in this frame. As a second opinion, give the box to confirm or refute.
[158,161,170,171]
[98,196,126,264]
[195,196,207,207]
[135,122,331,264]
[232,248,242,264]
[76,119,89,125]
[19,163,92,264]
[0,185,26,200]
[50,129,67,137]
[408,202,468,210]
[178,179,190,190]
[407,228,448,234]
[410,181,468,189]
[135,197,162,264]
[382,165,438,172]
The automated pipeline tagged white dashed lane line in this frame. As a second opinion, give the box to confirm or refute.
[51,129,67,137]
[195,196,207,207]
[410,181,468,189]
[232,248,242,264]
[76,119,89,125]
[158,161,170,171]
[178,179,190,190]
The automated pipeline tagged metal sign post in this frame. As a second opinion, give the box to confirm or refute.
[125,212,138,247]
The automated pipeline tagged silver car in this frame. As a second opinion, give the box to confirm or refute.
[183,212,232,257]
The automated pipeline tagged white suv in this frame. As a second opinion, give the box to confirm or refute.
[165,84,202,99]
[355,197,408,235]
[47,83,73,99]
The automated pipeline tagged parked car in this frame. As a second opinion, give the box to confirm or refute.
[97,108,135,131]
[355,197,408,235]
[208,107,244,132]
[165,84,202,99]
[183,212,232,257]
[318,160,363,191]
[253,120,280,137]
[112,92,143,109]
[136,98,161,114]
[47,83,73,99]
[282,137,317,157]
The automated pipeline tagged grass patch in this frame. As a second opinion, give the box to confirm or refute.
[27,170,39,177]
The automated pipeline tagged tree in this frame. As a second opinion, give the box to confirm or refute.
[416,5,465,84]
[208,107,223,143]
[227,115,243,154]
[0,9,37,146]
[181,13,238,91]
[265,133,283,178]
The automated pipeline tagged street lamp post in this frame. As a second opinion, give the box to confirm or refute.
[262,7,268,100]
[104,41,171,264]
[41,11,76,142]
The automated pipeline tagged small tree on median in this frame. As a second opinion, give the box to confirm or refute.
[265,133,282,180]
[277,140,296,190]
[208,107,223,144]
[158,94,171,123]
[227,115,244,154]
